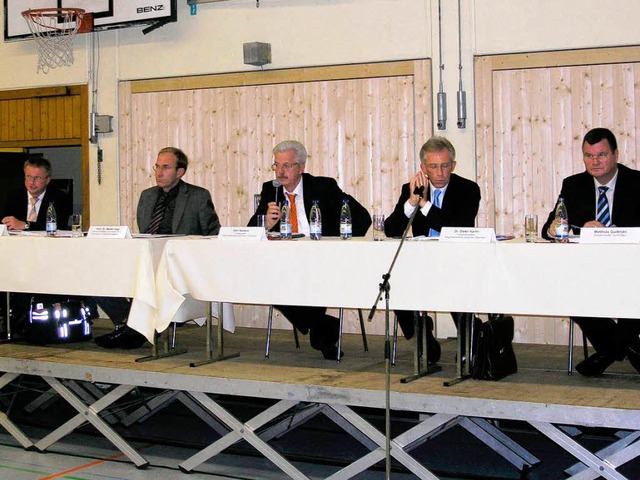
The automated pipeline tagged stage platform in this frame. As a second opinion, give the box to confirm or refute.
[1,317,639,479]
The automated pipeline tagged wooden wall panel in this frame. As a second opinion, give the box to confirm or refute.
[476,46,640,345]
[119,60,432,333]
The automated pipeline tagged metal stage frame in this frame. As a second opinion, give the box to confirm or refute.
[0,332,639,480]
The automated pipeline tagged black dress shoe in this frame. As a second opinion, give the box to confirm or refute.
[575,351,616,377]
[321,344,344,360]
[626,338,640,374]
[95,326,146,349]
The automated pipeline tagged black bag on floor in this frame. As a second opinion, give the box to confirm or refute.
[471,314,517,381]
[25,296,94,345]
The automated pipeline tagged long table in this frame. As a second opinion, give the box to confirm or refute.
[152,236,640,479]
[155,236,640,333]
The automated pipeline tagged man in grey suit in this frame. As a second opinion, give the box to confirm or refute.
[95,147,221,349]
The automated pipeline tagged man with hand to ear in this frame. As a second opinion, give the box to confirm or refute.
[384,136,481,363]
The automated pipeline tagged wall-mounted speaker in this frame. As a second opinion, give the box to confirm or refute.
[243,42,271,67]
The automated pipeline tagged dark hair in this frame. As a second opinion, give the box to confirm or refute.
[583,128,618,152]
[24,157,52,177]
[158,147,189,171]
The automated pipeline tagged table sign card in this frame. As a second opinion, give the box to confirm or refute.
[87,226,132,239]
[218,226,266,241]
[439,227,497,243]
[579,227,640,244]
[0,225,7,236]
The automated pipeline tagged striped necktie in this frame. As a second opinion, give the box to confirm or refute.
[147,192,168,234]
[596,186,611,227]
[428,189,442,237]
[286,193,298,233]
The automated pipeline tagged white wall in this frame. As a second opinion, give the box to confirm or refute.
[1,0,640,225]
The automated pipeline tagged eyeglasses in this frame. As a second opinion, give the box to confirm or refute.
[25,175,48,182]
[583,152,611,161]
[153,164,177,172]
[271,162,299,171]
[424,162,454,171]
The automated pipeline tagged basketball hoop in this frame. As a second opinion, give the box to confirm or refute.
[22,8,93,74]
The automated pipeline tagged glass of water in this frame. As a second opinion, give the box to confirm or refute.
[71,213,83,237]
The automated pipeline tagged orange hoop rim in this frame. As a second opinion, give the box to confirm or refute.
[22,8,86,32]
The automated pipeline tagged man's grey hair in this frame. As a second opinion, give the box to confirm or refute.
[419,136,456,163]
[273,140,307,165]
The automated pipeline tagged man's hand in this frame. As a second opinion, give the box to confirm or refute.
[408,171,428,208]
[265,202,281,230]
[582,220,605,228]
[1,216,27,230]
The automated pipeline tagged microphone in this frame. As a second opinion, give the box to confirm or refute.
[413,185,425,198]
[272,179,281,204]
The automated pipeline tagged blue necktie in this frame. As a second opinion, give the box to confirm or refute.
[596,186,611,227]
[429,189,442,237]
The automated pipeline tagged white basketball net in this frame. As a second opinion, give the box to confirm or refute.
[22,9,85,74]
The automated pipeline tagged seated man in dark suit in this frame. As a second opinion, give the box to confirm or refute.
[95,146,221,349]
[248,140,372,359]
[1,156,72,232]
[384,136,481,363]
[542,127,640,376]
[1,156,73,333]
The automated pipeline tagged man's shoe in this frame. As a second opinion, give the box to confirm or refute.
[626,337,640,374]
[575,351,615,377]
[321,344,344,360]
[95,326,146,349]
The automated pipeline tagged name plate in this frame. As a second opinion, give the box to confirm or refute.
[218,226,266,241]
[0,225,8,236]
[87,226,132,239]
[579,227,640,244]
[439,227,497,243]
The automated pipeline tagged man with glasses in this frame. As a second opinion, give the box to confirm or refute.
[542,127,640,376]
[95,146,221,349]
[2,157,71,232]
[384,136,481,363]
[1,156,73,336]
[248,140,372,359]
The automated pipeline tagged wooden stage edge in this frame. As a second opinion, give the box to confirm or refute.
[2,319,639,430]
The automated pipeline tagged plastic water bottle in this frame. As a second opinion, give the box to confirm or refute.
[553,197,569,242]
[309,200,322,240]
[45,202,57,236]
[340,198,352,240]
[280,202,292,239]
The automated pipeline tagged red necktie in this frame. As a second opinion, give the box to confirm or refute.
[286,193,298,233]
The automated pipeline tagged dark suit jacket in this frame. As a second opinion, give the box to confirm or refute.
[137,180,220,235]
[2,186,72,231]
[248,173,372,237]
[384,173,481,237]
[541,164,640,239]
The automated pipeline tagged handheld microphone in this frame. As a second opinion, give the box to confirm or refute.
[413,185,425,198]
[272,179,281,204]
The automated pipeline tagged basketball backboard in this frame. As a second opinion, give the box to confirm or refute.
[4,0,177,40]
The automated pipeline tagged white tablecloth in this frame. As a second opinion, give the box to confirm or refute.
[0,234,217,343]
[154,237,640,336]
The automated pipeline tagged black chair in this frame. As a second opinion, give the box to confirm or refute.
[265,307,368,361]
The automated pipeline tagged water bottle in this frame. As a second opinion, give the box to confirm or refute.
[280,202,292,239]
[340,198,352,240]
[309,200,322,240]
[553,197,569,242]
[45,202,57,236]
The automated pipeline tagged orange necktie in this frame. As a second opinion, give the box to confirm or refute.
[286,193,299,233]
[28,196,38,222]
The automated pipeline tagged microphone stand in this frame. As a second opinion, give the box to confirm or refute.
[367,191,441,479]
